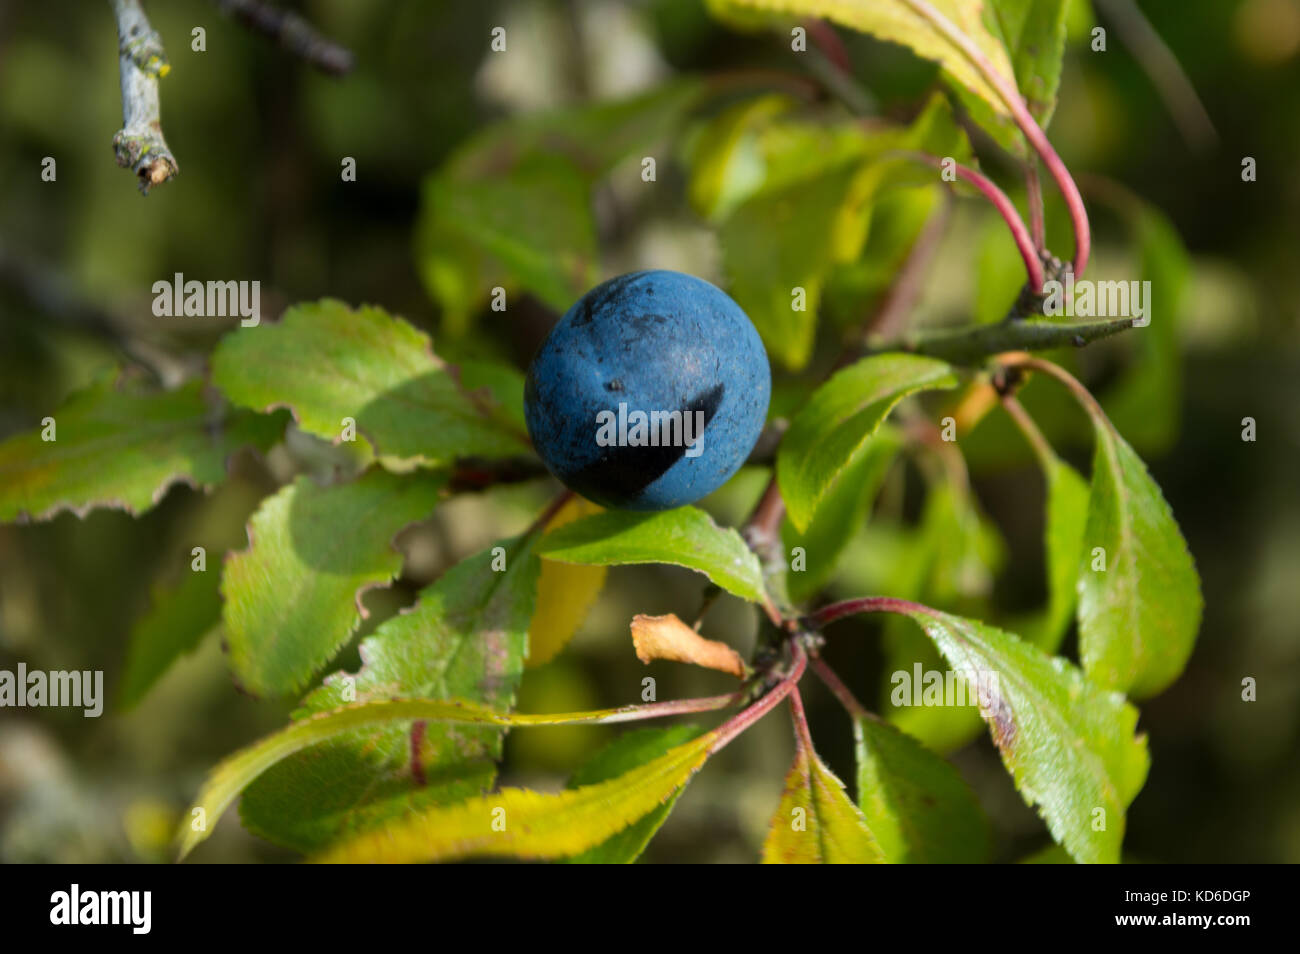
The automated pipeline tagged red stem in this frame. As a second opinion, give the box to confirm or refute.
[525,488,575,536]
[807,595,935,628]
[788,684,815,751]
[901,0,1090,276]
[902,152,1043,292]
[711,642,807,752]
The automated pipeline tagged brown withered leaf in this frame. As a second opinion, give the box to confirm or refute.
[629,613,747,678]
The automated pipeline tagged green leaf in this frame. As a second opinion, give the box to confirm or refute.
[312,730,719,863]
[211,299,528,467]
[536,506,766,604]
[713,0,1019,121]
[418,81,704,331]
[987,0,1070,127]
[223,468,446,697]
[685,93,795,221]
[879,484,1002,753]
[719,95,971,370]
[782,427,901,604]
[118,569,221,711]
[722,160,874,370]
[0,379,284,523]
[185,692,724,859]
[779,354,957,531]
[854,716,990,862]
[444,79,705,184]
[1018,843,1076,863]
[236,538,539,853]
[761,723,883,863]
[891,605,1149,864]
[563,725,705,863]
[1029,451,1089,652]
[418,154,598,326]
[1077,423,1202,698]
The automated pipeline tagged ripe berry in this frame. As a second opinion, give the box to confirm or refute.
[524,270,770,511]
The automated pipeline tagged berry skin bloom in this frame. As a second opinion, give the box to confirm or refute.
[524,270,770,511]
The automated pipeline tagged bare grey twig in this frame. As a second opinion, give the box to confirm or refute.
[110,0,178,194]
[213,0,354,76]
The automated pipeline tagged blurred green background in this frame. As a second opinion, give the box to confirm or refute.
[0,0,1297,862]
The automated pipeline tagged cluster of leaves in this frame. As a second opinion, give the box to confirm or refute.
[0,0,1202,863]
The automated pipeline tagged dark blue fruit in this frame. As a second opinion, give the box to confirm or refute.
[524,270,771,511]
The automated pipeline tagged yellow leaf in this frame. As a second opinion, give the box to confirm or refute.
[176,696,730,860]
[714,0,1018,121]
[762,734,883,863]
[630,613,748,678]
[529,497,607,667]
[314,730,720,863]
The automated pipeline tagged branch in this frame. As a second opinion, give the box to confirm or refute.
[213,0,354,76]
[864,316,1134,366]
[110,0,178,193]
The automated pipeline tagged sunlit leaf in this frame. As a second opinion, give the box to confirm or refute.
[237,537,538,853]
[211,299,528,467]
[537,506,766,603]
[779,354,957,531]
[0,379,284,523]
[761,717,883,863]
[854,715,989,862]
[563,725,705,864]
[1077,421,1201,698]
[222,469,445,697]
[529,496,606,668]
[313,730,719,863]
[1027,450,1088,652]
[781,426,901,603]
[712,0,1019,121]
[987,0,1070,127]
[418,154,598,326]
[888,604,1149,864]
[720,95,971,370]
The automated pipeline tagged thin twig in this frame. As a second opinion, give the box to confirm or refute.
[1093,0,1217,151]
[999,393,1056,470]
[109,0,178,193]
[787,684,816,750]
[213,0,354,75]
[994,352,1107,420]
